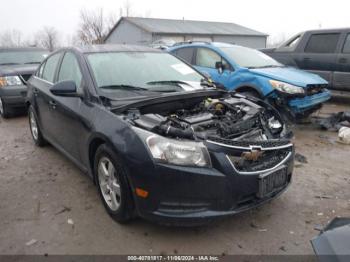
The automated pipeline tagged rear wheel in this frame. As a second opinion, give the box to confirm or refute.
[0,97,10,118]
[94,144,134,223]
[28,106,47,147]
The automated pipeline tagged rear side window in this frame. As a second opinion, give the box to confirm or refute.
[196,48,221,68]
[42,53,61,83]
[174,48,195,64]
[58,52,82,89]
[342,34,350,53]
[305,33,340,53]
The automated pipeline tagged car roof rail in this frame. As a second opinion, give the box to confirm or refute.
[173,41,212,46]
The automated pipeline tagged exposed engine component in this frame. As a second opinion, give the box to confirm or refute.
[129,95,285,141]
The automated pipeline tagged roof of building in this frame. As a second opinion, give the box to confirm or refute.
[105,17,268,41]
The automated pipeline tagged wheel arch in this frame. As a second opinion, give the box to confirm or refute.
[235,85,264,97]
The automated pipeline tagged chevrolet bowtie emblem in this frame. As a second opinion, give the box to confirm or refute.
[241,150,264,161]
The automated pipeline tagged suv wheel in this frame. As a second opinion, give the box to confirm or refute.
[28,106,47,147]
[0,97,10,118]
[94,144,134,223]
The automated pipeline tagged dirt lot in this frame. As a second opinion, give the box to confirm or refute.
[0,102,349,256]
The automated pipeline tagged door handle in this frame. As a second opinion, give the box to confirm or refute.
[33,89,39,96]
[339,58,347,63]
[303,57,311,61]
[49,100,57,109]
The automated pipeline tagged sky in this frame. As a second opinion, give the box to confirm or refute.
[1,0,350,44]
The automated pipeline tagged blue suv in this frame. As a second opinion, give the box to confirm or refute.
[168,42,331,119]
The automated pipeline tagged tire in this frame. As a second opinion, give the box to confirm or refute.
[28,106,47,147]
[94,144,134,223]
[0,97,11,118]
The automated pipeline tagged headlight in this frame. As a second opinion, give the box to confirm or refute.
[133,127,211,167]
[269,80,304,94]
[0,76,22,87]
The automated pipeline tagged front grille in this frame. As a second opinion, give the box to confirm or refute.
[306,84,328,96]
[227,147,291,173]
[207,136,291,149]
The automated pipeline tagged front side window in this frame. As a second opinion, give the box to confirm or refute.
[58,52,82,89]
[220,46,281,69]
[42,53,61,83]
[87,52,204,97]
[342,34,350,53]
[175,48,195,64]
[305,33,340,53]
[196,48,221,68]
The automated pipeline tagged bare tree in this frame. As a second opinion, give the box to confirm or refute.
[0,30,23,47]
[35,27,60,51]
[77,8,106,45]
[119,0,133,17]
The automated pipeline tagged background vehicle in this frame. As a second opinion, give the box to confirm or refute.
[262,28,350,97]
[26,45,294,225]
[169,42,331,120]
[0,47,48,118]
[150,39,176,50]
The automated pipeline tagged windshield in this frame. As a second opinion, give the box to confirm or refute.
[220,46,282,69]
[0,51,48,65]
[87,52,204,97]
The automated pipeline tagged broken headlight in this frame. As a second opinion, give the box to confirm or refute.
[133,127,211,167]
[269,80,305,94]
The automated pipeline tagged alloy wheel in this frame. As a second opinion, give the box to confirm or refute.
[0,98,4,115]
[29,110,39,141]
[98,157,122,211]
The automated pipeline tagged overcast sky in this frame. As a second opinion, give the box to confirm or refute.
[1,0,349,44]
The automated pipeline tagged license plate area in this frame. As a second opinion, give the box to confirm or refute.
[257,166,288,199]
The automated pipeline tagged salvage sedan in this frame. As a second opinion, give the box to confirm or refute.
[27,45,295,225]
[0,47,48,118]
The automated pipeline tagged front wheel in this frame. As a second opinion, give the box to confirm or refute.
[0,97,10,118]
[94,144,134,223]
[28,106,47,147]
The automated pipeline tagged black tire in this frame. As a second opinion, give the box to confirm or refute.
[0,97,11,118]
[28,106,47,147]
[94,144,134,223]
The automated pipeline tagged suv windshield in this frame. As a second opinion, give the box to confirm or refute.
[0,50,48,65]
[87,52,204,96]
[219,46,282,69]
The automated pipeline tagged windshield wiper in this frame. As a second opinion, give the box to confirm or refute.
[24,62,41,64]
[99,84,149,91]
[146,80,192,86]
[0,63,20,66]
[248,65,284,69]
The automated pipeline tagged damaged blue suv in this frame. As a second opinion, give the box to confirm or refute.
[169,42,331,120]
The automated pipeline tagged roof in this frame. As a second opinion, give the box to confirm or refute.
[105,17,268,41]
[70,44,161,53]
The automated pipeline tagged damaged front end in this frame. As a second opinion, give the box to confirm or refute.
[113,91,294,223]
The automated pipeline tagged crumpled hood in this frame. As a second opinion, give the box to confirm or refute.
[0,64,39,77]
[249,66,328,88]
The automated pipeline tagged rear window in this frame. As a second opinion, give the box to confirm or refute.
[305,33,340,53]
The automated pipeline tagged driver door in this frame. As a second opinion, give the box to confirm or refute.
[194,47,232,87]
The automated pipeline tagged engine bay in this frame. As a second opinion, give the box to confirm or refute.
[123,93,288,142]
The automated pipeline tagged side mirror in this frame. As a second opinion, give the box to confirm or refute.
[50,81,80,97]
[215,61,223,74]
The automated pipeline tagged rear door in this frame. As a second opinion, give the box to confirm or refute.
[296,33,340,85]
[334,32,350,91]
[33,52,63,142]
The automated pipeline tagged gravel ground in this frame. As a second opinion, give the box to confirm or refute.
[0,102,349,255]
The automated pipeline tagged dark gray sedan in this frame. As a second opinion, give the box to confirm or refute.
[0,47,48,118]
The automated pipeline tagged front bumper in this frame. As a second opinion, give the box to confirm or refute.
[129,139,294,225]
[288,89,331,113]
[0,85,27,108]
